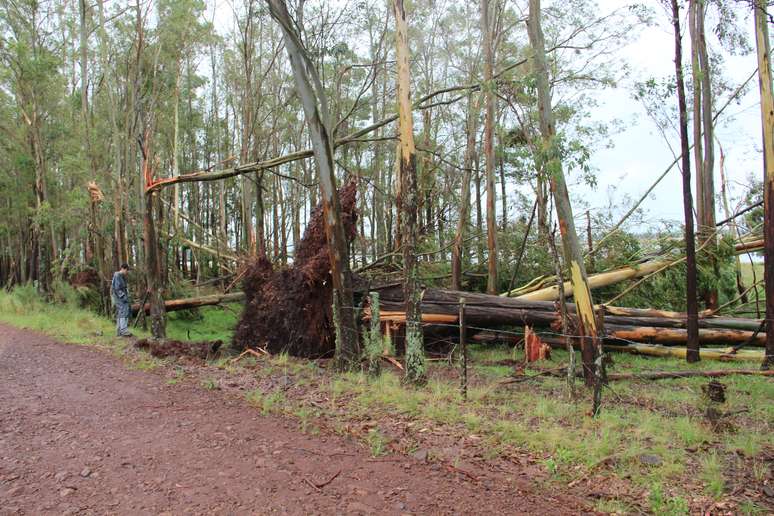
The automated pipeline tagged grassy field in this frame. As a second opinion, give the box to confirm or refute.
[1,286,771,514]
[740,261,764,287]
[0,284,237,345]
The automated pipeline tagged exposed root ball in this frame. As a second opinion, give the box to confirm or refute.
[232,179,358,357]
[135,338,222,360]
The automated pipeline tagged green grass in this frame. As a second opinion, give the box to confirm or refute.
[201,377,219,390]
[366,427,389,457]
[648,482,690,516]
[0,285,122,345]
[245,388,286,415]
[166,304,239,342]
[739,261,764,287]
[700,452,726,499]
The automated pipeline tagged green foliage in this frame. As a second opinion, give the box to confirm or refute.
[366,428,388,457]
[201,377,218,390]
[649,483,690,516]
[700,452,726,499]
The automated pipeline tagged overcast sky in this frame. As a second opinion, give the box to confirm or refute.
[210,0,764,233]
[579,0,762,231]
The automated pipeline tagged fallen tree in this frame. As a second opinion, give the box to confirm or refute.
[373,286,768,350]
[474,333,765,362]
[503,236,763,301]
[131,292,245,315]
[231,180,358,357]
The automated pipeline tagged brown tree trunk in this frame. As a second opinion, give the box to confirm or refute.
[141,132,166,340]
[481,0,498,294]
[671,0,701,363]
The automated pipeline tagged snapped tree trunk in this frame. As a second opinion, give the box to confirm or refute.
[527,0,598,385]
[266,0,360,370]
[392,0,426,385]
[141,133,166,340]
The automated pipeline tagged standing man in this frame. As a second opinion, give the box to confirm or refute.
[111,263,133,337]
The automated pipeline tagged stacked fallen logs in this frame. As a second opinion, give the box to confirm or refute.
[372,285,767,360]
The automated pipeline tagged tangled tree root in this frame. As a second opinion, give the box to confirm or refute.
[232,179,358,357]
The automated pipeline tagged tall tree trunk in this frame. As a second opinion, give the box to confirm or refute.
[172,68,182,230]
[240,4,256,255]
[481,0,498,294]
[528,0,598,384]
[754,0,774,369]
[672,0,701,363]
[690,0,717,309]
[141,133,166,340]
[266,0,360,370]
[452,93,477,291]
[392,0,425,385]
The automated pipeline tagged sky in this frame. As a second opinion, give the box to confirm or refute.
[580,0,763,231]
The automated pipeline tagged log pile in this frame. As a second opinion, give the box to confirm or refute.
[372,285,767,358]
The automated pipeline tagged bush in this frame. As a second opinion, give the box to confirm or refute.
[51,280,81,307]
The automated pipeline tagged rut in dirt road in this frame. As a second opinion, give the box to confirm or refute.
[0,324,588,514]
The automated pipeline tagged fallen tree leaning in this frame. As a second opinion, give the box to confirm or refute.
[131,292,245,315]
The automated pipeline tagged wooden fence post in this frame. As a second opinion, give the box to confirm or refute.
[368,291,382,376]
[460,297,467,400]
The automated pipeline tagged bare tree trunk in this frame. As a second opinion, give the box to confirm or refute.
[452,93,478,291]
[671,0,701,363]
[392,0,426,384]
[172,68,181,230]
[240,2,256,254]
[754,0,774,369]
[266,0,360,370]
[528,0,598,385]
[481,0,498,294]
[689,0,717,309]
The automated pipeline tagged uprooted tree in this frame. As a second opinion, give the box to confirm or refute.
[266,0,360,370]
[232,180,358,358]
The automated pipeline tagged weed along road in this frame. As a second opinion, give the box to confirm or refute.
[0,324,588,514]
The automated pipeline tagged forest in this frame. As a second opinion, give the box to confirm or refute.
[0,0,772,513]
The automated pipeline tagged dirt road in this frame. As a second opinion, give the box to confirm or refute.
[0,324,589,514]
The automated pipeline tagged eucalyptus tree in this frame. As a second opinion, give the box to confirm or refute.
[265,0,360,371]
[668,0,700,363]
[752,0,774,369]
[392,0,426,384]
[527,0,599,384]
